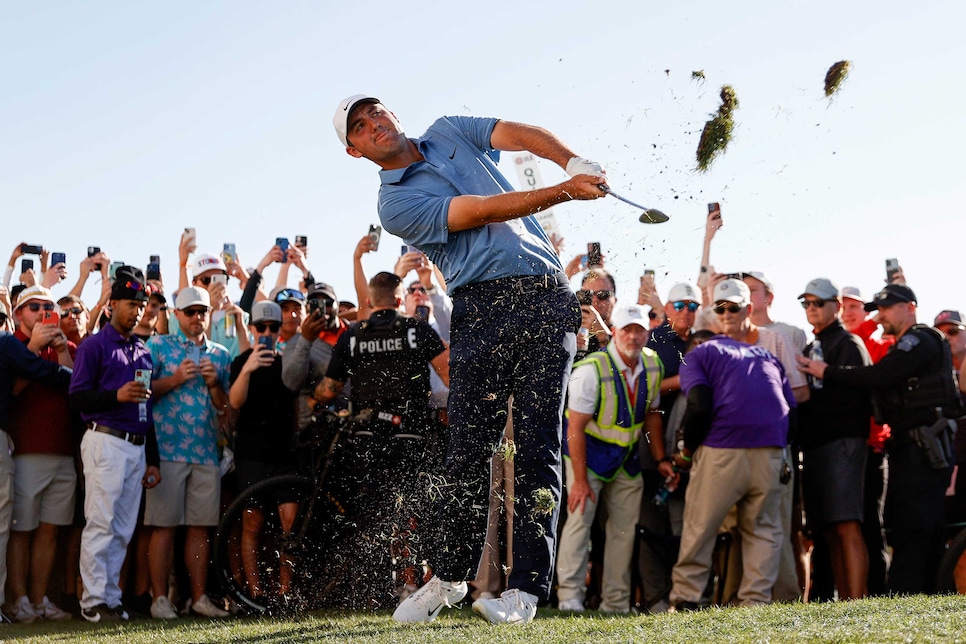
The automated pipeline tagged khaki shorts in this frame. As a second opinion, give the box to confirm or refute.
[143,461,220,527]
[12,454,76,531]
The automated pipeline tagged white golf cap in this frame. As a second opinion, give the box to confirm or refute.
[610,304,649,330]
[175,287,211,311]
[799,278,839,300]
[667,282,701,303]
[193,253,227,276]
[333,94,380,147]
[713,279,751,305]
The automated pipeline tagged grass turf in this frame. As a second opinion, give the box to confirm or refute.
[5,595,966,643]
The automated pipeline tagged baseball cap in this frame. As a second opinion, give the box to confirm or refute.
[799,278,839,301]
[175,287,211,311]
[841,286,864,302]
[251,301,282,325]
[864,284,917,312]
[713,279,751,306]
[193,253,227,277]
[307,282,337,302]
[743,271,774,293]
[14,285,55,310]
[934,310,965,329]
[333,94,380,147]
[610,304,649,330]
[270,287,305,304]
[667,282,701,303]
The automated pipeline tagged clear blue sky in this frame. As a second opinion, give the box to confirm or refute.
[2,0,963,330]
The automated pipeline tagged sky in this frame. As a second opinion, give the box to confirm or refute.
[2,0,964,335]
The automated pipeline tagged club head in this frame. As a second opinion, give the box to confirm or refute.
[639,209,669,224]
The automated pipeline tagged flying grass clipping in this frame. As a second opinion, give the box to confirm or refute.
[824,60,851,97]
[695,85,739,173]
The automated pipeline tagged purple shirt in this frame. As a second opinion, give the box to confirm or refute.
[69,324,154,435]
[679,335,794,449]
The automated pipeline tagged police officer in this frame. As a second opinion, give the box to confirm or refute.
[312,271,450,608]
[799,284,963,594]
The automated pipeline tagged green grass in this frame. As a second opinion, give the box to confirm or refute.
[6,595,966,643]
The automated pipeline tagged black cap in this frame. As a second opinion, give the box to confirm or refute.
[111,266,149,302]
[307,282,337,302]
[864,284,917,312]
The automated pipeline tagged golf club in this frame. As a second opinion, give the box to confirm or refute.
[598,185,669,224]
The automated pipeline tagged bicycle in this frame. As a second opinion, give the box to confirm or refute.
[212,409,358,615]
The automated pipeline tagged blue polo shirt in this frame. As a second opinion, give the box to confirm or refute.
[378,116,562,291]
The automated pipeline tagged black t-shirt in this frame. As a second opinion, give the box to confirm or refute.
[326,309,445,413]
[229,351,297,464]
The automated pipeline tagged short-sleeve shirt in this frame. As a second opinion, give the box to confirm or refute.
[680,335,794,449]
[147,334,232,465]
[377,116,563,291]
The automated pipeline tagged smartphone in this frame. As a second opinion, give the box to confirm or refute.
[295,235,308,248]
[275,237,290,263]
[50,252,66,267]
[19,243,43,255]
[587,242,602,267]
[644,268,656,277]
[885,258,901,283]
[708,202,721,214]
[221,243,237,266]
[149,255,161,264]
[188,345,201,365]
[414,305,430,323]
[258,335,275,352]
[368,225,382,251]
[723,272,744,281]
[109,261,124,280]
[21,259,34,273]
[575,289,593,306]
[146,263,161,281]
[86,246,101,271]
[41,310,60,326]
[183,227,197,246]
[211,274,228,286]
[134,368,152,389]
[401,245,412,256]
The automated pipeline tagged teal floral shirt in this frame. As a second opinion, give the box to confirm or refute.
[147,334,232,465]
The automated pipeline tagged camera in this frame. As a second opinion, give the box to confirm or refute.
[307,298,331,318]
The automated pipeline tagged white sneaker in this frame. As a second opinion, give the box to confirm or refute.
[10,595,39,623]
[472,588,538,625]
[190,594,230,618]
[392,576,468,623]
[150,594,179,619]
[557,597,585,612]
[33,596,71,621]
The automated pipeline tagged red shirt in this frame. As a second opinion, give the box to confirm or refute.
[7,330,77,456]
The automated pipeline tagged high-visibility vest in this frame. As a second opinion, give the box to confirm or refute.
[566,347,664,480]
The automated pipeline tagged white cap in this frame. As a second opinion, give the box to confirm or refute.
[610,304,649,330]
[333,94,380,147]
[713,279,751,305]
[175,287,211,311]
[799,278,839,300]
[193,253,227,277]
[667,282,701,303]
[841,286,864,302]
[14,285,55,310]
[743,271,773,293]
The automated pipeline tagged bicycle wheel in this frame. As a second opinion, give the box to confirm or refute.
[936,526,966,594]
[212,474,351,614]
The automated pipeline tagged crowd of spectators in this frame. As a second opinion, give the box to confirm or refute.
[0,200,963,625]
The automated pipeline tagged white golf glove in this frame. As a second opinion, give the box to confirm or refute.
[566,156,606,179]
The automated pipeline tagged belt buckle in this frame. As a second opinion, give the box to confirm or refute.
[513,275,543,296]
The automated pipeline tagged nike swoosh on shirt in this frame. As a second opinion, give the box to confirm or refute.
[448,146,457,159]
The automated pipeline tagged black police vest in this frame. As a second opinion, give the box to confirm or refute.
[877,325,964,429]
[349,312,431,414]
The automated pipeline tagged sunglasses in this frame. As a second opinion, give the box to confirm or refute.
[62,307,85,317]
[197,276,213,286]
[407,286,427,294]
[713,303,743,315]
[943,326,962,337]
[275,289,305,304]
[800,298,829,309]
[672,301,699,313]
[182,307,210,317]
[25,302,56,312]
[577,289,613,301]
[254,322,281,333]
